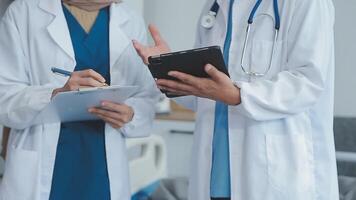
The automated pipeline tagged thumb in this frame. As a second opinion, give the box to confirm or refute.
[132,40,145,53]
[132,40,149,64]
[148,24,165,46]
[205,64,224,82]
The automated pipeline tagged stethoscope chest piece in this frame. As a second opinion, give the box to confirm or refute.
[201,11,217,29]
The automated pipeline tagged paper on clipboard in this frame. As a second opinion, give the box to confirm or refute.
[32,85,139,125]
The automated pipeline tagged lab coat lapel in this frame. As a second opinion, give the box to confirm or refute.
[109,4,130,69]
[39,0,75,62]
[217,0,228,28]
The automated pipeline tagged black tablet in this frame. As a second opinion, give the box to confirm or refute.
[148,46,229,97]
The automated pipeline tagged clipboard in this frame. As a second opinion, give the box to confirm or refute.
[148,46,229,97]
[32,85,139,125]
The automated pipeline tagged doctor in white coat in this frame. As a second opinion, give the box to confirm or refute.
[0,0,158,199]
[134,0,339,199]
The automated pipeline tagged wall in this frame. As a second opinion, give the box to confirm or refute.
[125,0,144,14]
[333,0,356,117]
[142,0,206,51]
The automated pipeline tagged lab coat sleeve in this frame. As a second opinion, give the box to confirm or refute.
[0,10,56,129]
[232,0,335,121]
[119,16,160,138]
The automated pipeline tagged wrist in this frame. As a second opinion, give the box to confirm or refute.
[128,107,134,123]
[224,86,241,106]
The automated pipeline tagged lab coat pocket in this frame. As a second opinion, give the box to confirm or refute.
[250,40,284,78]
[2,147,39,200]
[266,134,315,199]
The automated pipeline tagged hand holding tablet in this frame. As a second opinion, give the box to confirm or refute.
[148,46,230,97]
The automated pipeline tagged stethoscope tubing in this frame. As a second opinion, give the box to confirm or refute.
[204,0,281,77]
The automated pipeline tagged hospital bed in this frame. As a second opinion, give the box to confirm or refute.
[338,151,356,200]
[127,119,193,200]
[337,151,356,200]
[335,118,356,200]
[126,135,167,195]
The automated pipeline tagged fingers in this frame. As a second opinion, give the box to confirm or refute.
[168,71,201,86]
[156,79,196,94]
[132,40,145,53]
[148,24,165,46]
[132,24,170,65]
[63,69,107,91]
[89,102,134,129]
[89,107,126,129]
[159,86,190,96]
[74,69,106,83]
[89,108,123,122]
[77,77,107,87]
[65,77,105,91]
[205,64,225,82]
[100,101,131,115]
[96,113,125,129]
[132,40,150,64]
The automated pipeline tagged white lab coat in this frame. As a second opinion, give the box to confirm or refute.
[175,0,339,199]
[0,0,158,199]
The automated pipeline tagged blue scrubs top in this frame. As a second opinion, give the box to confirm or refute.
[49,6,111,200]
[210,0,235,198]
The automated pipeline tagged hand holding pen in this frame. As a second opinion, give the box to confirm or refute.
[51,67,134,128]
[52,68,135,129]
[51,68,108,98]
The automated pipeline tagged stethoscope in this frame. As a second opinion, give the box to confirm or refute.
[201,0,281,77]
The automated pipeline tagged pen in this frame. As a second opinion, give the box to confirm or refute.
[51,67,109,87]
[51,67,72,77]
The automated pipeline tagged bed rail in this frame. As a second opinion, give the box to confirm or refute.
[126,135,167,194]
[336,151,356,163]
